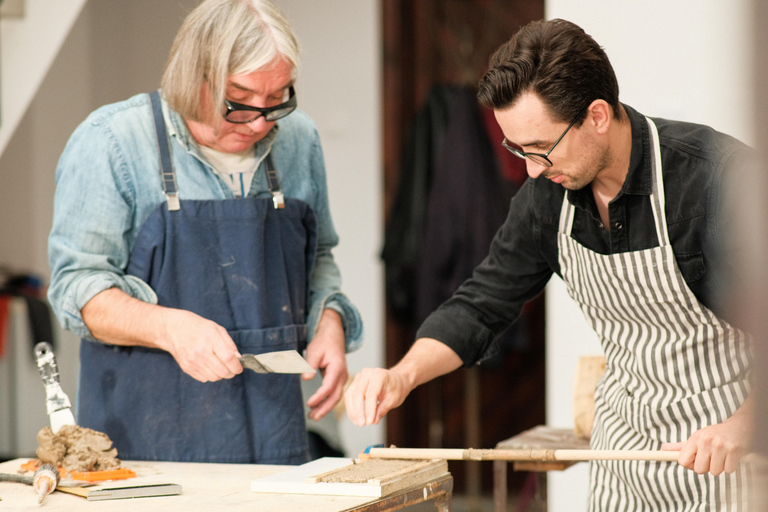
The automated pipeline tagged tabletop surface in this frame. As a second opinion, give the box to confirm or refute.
[0,458,421,511]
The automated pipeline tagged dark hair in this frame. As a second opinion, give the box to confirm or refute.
[477,19,624,124]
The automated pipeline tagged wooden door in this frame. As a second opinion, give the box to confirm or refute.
[381,0,546,500]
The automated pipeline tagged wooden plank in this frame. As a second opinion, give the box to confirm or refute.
[251,457,450,498]
[513,461,574,472]
[496,425,590,451]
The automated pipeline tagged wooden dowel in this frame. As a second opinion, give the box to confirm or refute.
[366,447,767,464]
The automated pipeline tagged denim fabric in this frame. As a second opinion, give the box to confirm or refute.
[48,92,362,352]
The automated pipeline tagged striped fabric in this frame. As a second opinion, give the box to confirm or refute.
[557,118,752,511]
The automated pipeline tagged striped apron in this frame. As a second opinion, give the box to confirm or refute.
[558,117,752,511]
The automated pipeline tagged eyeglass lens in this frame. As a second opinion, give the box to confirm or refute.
[225,87,296,124]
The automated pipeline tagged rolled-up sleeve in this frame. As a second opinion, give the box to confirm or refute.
[303,133,363,353]
[47,114,157,340]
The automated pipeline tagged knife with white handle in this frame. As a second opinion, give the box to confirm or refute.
[34,342,76,433]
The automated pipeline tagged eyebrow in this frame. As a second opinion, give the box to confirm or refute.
[227,79,294,95]
[514,138,551,149]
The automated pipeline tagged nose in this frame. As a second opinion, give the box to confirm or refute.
[526,160,548,179]
[243,116,270,132]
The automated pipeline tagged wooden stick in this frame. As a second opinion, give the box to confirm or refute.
[365,447,767,464]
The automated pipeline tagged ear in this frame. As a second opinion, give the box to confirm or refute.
[586,99,612,135]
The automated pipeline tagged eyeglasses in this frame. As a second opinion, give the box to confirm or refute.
[501,107,587,167]
[223,86,297,124]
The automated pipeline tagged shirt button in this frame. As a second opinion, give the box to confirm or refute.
[614,222,623,230]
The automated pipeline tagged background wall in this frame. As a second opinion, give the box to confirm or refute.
[275,0,384,455]
[0,0,383,458]
[542,1,754,510]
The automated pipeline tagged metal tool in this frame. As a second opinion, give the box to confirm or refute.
[34,342,76,433]
[86,483,182,501]
[239,350,316,374]
[33,464,59,504]
[0,463,59,505]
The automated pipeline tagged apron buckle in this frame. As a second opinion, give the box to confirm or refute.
[272,191,285,209]
[166,193,180,211]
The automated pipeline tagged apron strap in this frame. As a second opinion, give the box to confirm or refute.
[149,90,180,211]
[264,153,285,209]
[645,117,669,247]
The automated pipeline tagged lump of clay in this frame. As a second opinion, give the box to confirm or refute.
[36,425,121,472]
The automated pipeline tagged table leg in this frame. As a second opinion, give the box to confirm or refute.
[531,471,547,512]
[493,460,507,512]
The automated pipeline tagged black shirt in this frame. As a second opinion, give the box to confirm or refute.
[417,104,754,365]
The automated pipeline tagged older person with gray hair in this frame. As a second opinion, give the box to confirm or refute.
[47,0,362,464]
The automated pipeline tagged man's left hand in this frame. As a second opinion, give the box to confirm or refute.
[661,399,752,475]
[303,309,347,421]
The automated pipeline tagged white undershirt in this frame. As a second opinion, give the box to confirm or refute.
[199,145,258,198]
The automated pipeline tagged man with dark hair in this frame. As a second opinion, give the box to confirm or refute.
[346,18,752,510]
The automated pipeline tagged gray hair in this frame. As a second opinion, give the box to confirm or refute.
[161,0,300,123]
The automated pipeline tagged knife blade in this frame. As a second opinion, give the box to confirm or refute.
[239,350,316,375]
[34,342,76,433]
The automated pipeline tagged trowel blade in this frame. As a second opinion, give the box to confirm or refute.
[239,350,316,375]
[51,408,76,434]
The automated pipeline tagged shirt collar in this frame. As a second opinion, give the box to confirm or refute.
[566,103,653,210]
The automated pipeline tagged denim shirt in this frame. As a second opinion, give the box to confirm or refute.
[48,92,362,352]
[418,104,754,365]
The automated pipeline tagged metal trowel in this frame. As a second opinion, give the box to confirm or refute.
[34,342,76,433]
[239,350,316,375]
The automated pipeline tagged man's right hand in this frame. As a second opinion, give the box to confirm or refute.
[82,287,243,383]
[160,308,243,382]
[344,337,464,427]
[344,367,413,426]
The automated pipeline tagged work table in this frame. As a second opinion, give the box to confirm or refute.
[0,458,453,511]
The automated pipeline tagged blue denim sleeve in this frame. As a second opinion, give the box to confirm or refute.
[302,130,363,353]
[47,107,158,340]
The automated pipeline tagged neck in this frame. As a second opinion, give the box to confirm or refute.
[591,108,632,202]
[590,106,632,228]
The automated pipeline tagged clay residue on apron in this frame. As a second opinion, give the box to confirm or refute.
[36,424,121,472]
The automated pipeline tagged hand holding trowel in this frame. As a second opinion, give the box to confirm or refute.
[34,342,76,433]
[239,350,316,375]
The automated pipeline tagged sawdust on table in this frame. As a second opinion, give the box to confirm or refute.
[36,425,121,472]
[316,459,418,483]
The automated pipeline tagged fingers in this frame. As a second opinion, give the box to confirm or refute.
[669,426,745,476]
[345,368,393,427]
[165,311,241,382]
[307,381,342,421]
[307,358,347,421]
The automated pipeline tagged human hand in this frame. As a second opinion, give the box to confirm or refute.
[160,308,243,383]
[661,411,752,475]
[304,309,348,421]
[344,366,412,427]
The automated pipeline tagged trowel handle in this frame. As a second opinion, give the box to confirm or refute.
[35,342,62,388]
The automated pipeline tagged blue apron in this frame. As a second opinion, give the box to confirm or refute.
[77,91,316,464]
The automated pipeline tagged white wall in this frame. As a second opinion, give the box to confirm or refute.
[0,0,87,157]
[543,2,753,510]
[274,0,384,455]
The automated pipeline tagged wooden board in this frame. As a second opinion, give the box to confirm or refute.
[250,457,449,498]
[573,355,605,438]
[496,425,590,472]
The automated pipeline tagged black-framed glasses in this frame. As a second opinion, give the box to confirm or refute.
[223,86,297,124]
[501,107,587,167]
